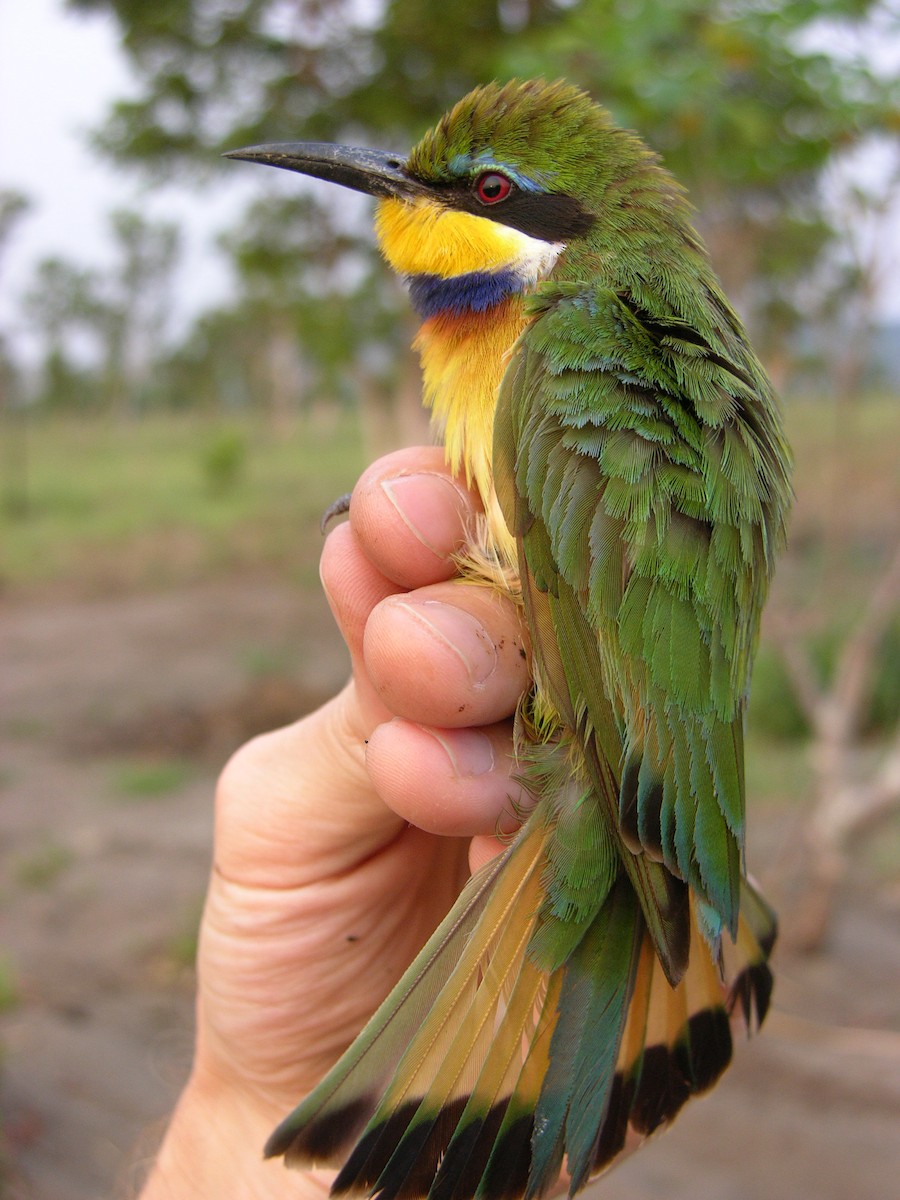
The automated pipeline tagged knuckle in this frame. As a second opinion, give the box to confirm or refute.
[214,729,279,821]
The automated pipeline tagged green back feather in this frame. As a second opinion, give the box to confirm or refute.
[498,248,791,943]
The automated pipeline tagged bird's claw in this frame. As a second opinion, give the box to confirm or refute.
[320,492,352,534]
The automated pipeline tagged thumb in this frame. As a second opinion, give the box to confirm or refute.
[211,685,405,890]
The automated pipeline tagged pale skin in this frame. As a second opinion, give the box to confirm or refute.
[139,445,532,1200]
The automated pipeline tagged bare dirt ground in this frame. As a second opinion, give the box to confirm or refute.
[1,578,899,1200]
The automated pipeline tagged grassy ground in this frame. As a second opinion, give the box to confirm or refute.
[772,393,900,625]
[2,395,897,591]
[1,395,898,818]
[3,394,898,745]
[1,395,898,1198]
[3,394,898,752]
[0,409,366,595]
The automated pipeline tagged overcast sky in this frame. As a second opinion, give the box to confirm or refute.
[2,0,898,368]
[0,0,255,363]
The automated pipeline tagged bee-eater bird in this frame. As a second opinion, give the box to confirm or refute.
[226,79,792,1199]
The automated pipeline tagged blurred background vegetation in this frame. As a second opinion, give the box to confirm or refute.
[1,3,899,1195]
[1,0,899,916]
[0,0,896,916]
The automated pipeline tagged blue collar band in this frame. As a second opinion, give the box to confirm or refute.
[408,268,525,319]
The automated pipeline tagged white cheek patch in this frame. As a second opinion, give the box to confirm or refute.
[505,227,565,285]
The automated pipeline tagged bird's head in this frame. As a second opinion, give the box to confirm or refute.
[225,80,671,289]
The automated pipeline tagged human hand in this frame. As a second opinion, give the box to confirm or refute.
[139,446,531,1199]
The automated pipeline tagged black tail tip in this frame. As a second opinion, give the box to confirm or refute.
[266,1097,375,1165]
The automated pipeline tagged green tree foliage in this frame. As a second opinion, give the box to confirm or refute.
[23,257,103,409]
[0,190,32,404]
[503,0,898,369]
[100,209,181,415]
[20,209,180,413]
[220,192,411,410]
[1,191,34,517]
[0,191,30,264]
[65,0,898,406]
[70,0,563,167]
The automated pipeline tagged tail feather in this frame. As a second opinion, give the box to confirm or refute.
[353,909,548,1198]
[266,825,776,1200]
[266,831,534,1165]
[530,879,642,1197]
[723,877,777,1029]
[433,973,560,1200]
[474,990,561,1200]
[592,885,775,1180]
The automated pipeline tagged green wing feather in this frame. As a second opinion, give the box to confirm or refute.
[497,278,791,948]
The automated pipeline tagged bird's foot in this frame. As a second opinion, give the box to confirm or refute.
[320,492,352,534]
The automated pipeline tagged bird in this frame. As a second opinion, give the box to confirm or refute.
[225,78,793,1200]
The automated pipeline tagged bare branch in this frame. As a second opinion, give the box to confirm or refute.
[814,726,900,845]
[832,542,900,722]
[775,543,900,951]
[768,618,825,722]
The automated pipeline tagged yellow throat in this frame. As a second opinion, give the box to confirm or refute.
[375,197,561,565]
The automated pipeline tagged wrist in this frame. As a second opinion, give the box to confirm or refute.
[138,1070,334,1200]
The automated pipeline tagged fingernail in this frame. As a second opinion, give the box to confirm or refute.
[393,599,498,686]
[420,727,495,778]
[381,473,468,559]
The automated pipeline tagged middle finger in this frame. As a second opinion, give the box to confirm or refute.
[363,580,530,729]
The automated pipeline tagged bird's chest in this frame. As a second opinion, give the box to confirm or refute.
[413,298,527,571]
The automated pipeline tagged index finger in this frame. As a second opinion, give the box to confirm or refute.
[349,446,483,589]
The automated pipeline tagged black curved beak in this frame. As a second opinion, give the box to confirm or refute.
[223,141,427,201]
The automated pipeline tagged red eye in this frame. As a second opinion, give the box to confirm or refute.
[475,172,513,204]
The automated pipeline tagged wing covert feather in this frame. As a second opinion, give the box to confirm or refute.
[496,282,791,940]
